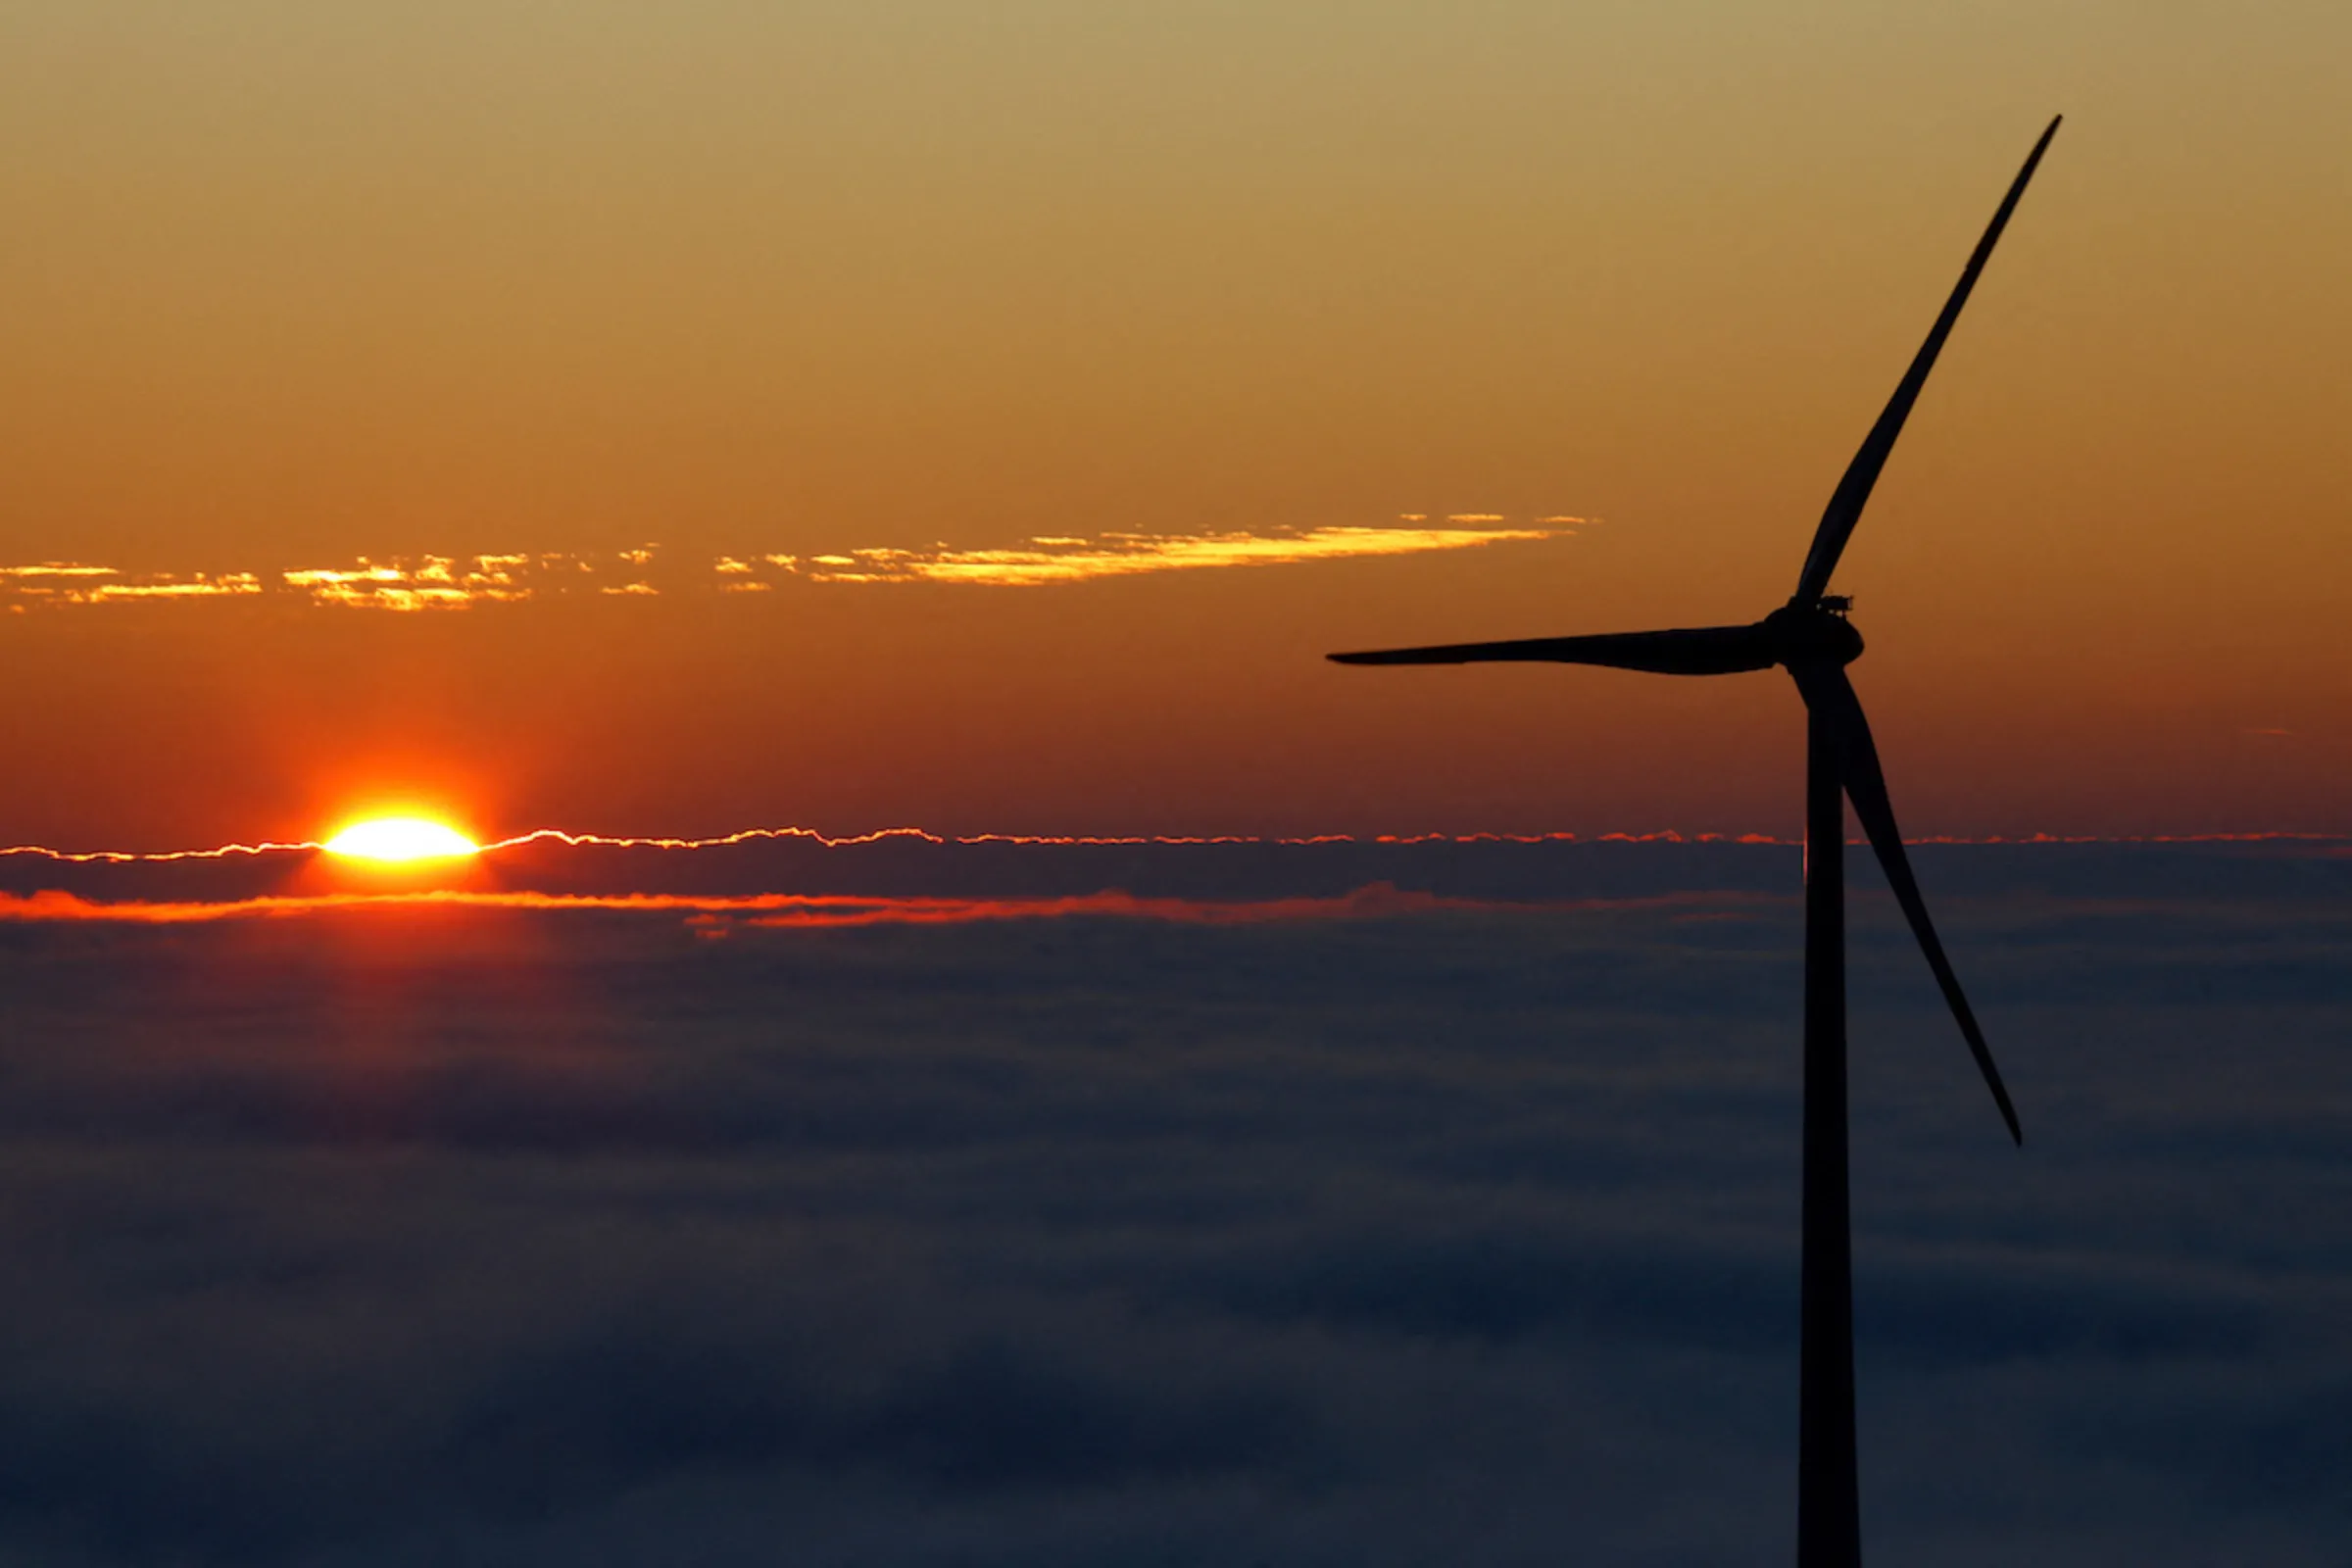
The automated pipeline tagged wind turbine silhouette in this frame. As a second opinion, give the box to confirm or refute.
[1330,119,2059,1567]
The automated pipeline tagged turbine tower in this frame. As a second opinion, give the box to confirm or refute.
[1329,119,2059,1568]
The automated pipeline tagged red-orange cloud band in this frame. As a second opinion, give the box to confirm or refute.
[0,884,1561,927]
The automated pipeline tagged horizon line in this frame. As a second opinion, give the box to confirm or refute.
[1,824,2344,865]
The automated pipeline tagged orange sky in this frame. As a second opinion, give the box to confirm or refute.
[1,4,2345,848]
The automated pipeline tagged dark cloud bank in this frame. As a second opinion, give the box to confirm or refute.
[0,842,2344,1564]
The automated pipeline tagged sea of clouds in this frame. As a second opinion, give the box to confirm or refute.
[0,840,2343,1564]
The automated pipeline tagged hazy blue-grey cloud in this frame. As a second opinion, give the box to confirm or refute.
[0,846,2343,1564]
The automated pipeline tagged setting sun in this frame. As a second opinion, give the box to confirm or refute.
[322,817,481,861]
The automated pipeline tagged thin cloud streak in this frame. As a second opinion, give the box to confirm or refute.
[0,520,1581,610]
[0,564,262,603]
[0,885,1511,927]
[793,520,1579,585]
[281,554,536,610]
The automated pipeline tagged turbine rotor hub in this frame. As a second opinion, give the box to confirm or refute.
[1762,604,1865,667]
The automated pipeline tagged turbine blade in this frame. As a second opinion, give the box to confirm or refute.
[1329,624,1774,676]
[1789,663,2024,1145]
[1791,117,2061,607]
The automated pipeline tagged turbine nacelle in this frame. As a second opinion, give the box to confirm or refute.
[1760,604,1865,668]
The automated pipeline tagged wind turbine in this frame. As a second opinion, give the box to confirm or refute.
[1329,119,2059,1567]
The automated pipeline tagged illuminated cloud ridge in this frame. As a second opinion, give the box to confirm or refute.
[0,828,2338,928]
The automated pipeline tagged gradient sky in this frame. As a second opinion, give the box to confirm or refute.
[2,2,2345,848]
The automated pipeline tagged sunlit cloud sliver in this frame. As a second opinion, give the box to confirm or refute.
[800,520,1580,585]
[0,519,1582,609]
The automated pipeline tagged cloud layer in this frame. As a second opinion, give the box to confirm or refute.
[0,844,2343,1563]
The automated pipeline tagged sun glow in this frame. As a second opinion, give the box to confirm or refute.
[322,817,481,862]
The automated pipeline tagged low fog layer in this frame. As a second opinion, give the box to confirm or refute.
[0,848,2343,1564]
